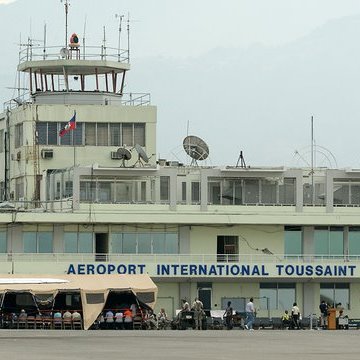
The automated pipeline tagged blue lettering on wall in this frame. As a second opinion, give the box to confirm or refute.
[67,263,357,277]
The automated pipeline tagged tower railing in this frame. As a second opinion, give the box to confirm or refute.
[19,45,129,63]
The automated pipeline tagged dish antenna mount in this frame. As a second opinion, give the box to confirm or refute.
[134,144,149,166]
[116,147,132,167]
[183,135,209,166]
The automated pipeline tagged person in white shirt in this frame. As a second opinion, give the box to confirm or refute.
[245,297,255,330]
[192,298,204,330]
[291,302,301,329]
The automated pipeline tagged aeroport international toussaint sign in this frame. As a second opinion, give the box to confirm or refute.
[67,263,358,278]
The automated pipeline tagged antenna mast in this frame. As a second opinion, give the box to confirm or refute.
[61,0,70,48]
[82,15,87,59]
[127,12,130,63]
[115,14,124,62]
[311,115,315,204]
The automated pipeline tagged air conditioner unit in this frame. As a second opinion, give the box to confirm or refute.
[11,152,21,161]
[41,149,54,159]
[111,151,121,160]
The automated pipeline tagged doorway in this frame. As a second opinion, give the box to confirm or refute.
[198,283,212,312]
[95,233,108,261]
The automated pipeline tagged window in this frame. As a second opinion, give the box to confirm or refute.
[36,122,144,146]
[122,124,133,146]
[80,181,96,202]
[23,231,53,253]
[0,231,7,253]
[279,178,296,205]
[78,233,93,253]
[284,226,302,257]
[0,182,4,202]
[15,123,23,148]
[261,179,277,204]
[64,232,93,253]
[97,123,108,146]
[349,227,360,257]
[15,177,24,200]
[314,227,343,257]
[191,182,200,204]
[0,129,4,153]
[260,283,296,310]
[320,283,349,309]
[244,179,259,204]
[134,124,145,146]
[48,122,58,145]
[110,123,121,146]
[181,182,186,203]
[160,176,170,202]
[208,181,221,205]
[98,182,111,202]
[85,123,96,145]
[217,236,239,262]
[111,232,178,254]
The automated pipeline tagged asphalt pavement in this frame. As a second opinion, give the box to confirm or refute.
[0,329,358,360]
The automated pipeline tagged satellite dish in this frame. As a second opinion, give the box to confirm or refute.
[116,147,132,167]
[134,144,149,165]
[183,135,209,165]
[60,47,69,59]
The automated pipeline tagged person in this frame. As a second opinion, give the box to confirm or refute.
[145,309,157,329]
[53,310,62,319]
[192,297,204,330]
[130,303,137,317]
[181,299,190,312]
[319,300,328,329]
[158,308,168,330]
[105,309,114,329]
[18,309,27,320]
[63,310,72,320]
[123,308,133,329]
[105,309,114,321]
[245,297,255,330]
[336,302,344,317]
[72,310,81,321]
[281,310,290,329]
[114,311,124,330]
[53,310,62,328]
[291,302,301,330]
[224,301,233,330]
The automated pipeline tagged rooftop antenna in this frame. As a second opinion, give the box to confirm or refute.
[101,26,107,60]
[60,0,70,49]
[115,13,124,62]
[311,115,315,204]
[82,15,87,59]
[43,22,47,60]
[183,135,209,166]
[127,12,130,63]
[236,151,246,168]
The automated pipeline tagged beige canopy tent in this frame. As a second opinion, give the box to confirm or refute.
[0,274,157,330]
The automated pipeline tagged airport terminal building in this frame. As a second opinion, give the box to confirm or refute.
[1,29,360,320]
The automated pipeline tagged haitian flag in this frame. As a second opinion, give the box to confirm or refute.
[59,111,76,137]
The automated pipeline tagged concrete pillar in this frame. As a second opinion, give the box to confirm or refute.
[303,226,314,259]
[179,226,190,254]
[303,282,317,319]
[200,169,208,211]
[53,224,64,253]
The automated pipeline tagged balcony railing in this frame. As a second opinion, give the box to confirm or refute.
[1,253,360,264]
[19,45,129,63]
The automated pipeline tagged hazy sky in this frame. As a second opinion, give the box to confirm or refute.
[2,1,360,167]
[1,0,360,57]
